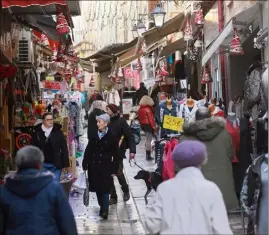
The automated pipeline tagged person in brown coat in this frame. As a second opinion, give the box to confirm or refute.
[179,107,239,210]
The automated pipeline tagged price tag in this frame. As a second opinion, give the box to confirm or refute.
[163,115,184,132]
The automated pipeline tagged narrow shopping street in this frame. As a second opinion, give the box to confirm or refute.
[70,134,245,235]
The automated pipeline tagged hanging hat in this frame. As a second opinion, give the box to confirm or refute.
[56,12,70,35]
[229,28,244,55]
[184,18,193,41]
[195,6,204,26]
[41,33,49,47]
[51,44,57,61]
[201,65,212,84]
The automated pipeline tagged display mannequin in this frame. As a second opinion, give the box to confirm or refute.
[178,96,198,124]
[159,96,179,137]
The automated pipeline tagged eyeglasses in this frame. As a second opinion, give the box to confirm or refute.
[45,119,53,121]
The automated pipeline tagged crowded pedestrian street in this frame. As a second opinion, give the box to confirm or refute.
[70,134,245,235]
[0,0,268,234]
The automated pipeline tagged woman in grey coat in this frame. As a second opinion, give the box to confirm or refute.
[179,107,239,210]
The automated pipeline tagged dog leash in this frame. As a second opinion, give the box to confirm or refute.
[129,159,146,171]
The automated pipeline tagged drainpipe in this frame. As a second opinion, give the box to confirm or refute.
[218,0,227,104]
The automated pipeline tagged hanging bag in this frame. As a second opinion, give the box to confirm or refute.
[83,171,89,207]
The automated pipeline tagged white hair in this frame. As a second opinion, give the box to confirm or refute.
[15,145,44,169]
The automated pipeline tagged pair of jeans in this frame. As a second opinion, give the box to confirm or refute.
[43,163,61,182]
[110,159,129,199]
[96,192,109,210]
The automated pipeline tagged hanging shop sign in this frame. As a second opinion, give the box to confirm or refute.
[163,115,184,132]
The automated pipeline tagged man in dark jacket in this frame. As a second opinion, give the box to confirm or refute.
[106,104,136,204]
[134,82,148,105]
[31,112,69,182]
[0,146,78,235]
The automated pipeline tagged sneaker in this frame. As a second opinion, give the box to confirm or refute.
[109,197,118,205]
[123,192,130,202]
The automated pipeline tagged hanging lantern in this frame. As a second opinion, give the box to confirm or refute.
[65,35,75,57]
[57,39,66,62]
[41,33,49,47]
[51,44,57,61]
[56,12,70,35]
[229,27,244,55]
[117,66,124,78]
[201,65,212,84]
[89,75,95,87]
[159,59,169,77]
[184,18,193,41]
[195,5,204,26]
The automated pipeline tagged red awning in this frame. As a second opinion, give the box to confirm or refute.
[32,30,59,48]
[2,0,66,8]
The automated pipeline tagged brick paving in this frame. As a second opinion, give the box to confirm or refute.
[70,134,245,234]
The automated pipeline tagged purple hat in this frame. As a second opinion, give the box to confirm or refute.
[172,140,207,169]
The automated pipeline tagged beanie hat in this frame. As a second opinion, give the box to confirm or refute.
[107,104,119,114]
[96,113,110,123]
[172,140,207,169]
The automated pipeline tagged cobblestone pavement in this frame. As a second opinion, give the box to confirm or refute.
[70,133,245,234]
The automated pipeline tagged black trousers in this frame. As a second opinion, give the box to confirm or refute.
[110,158,129,198]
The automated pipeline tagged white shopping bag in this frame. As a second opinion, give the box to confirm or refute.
[73,172,87,189]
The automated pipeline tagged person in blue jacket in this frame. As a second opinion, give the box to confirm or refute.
[0,145,78,235]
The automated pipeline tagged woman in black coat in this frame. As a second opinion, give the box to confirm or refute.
[82,113,119,220]
[31,112,69,182]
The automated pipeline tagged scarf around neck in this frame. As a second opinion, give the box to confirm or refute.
[98,128,108,139]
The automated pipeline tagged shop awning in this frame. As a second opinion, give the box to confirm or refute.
[118,37,144,67]
[17,15,60,41]
[2,0,81,16]
[145,38,167,54]
[201,2,260,66]
[160,37,185,57]
[83,38,139,61]
[142,12,187,47]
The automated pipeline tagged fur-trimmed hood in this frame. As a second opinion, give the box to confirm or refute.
[139,95,154,106]
[183,117,226,141]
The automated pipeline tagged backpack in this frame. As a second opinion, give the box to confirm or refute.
[130,120,141,145]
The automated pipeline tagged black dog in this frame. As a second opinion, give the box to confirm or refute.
[134,170,162,205]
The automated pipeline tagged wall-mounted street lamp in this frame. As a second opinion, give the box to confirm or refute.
[151,3,166,29]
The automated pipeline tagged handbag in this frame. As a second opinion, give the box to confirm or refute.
[83,171,90,207]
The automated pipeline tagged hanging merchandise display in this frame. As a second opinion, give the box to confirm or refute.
[188,46,199,62]
[201,65,213,84]
[229,27,244,55]
[64,63,72,83]
[0,65,17,81]
[175,51,182,63]
[51,44,57,61]
[56,12,70,35]
[195,5,204,26]
[194,33,203,48]
[89,74,95,87]
[117,66,124,78]
[183,18,193,41]
[65,35,75,57]
[135,58,142,71]
[41,33,50,47]
[156,58,169,82]
[57,39,66,62]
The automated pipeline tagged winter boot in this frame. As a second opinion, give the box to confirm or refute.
[146,151,154,161]
[101,208,109,220]
[123,191,130,202]
[109,197,118,205]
